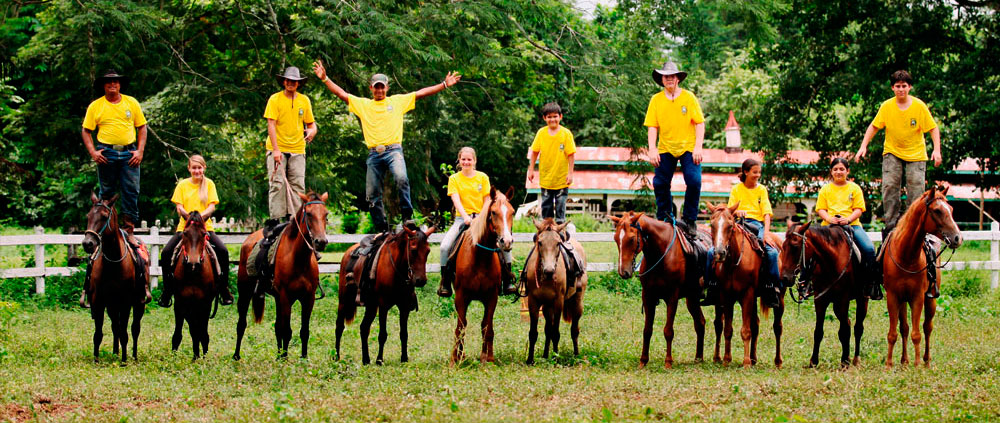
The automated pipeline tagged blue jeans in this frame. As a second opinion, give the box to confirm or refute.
[848,224,875,267]
[653,151,701,223]
[366,147,413,232]
[96,143,140,222]
[540,188,568,223]
[743,219,779,285]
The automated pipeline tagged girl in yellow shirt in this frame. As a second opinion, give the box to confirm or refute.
[157,155,233,307]
[726,159,781,307]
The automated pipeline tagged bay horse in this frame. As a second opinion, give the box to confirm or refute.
[169,211,219,360]
[523,218,587,365]
[610,211,706,369]
[708,202,785,368]
[780,222,869,367]
[882,187,962,368]
[233,191,329,360]
[335,224,435,364]
[81,193,147,363]
[451,186,514,364]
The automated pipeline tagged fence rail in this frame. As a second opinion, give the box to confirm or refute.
[3,222,999,295]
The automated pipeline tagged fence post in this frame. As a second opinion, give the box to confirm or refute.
[34,226,45,295]
[150,225,160,290]
[992,221,999,290]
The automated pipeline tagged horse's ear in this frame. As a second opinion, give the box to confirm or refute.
[403,226,416,236]
[938,185,950,196]
[107,193,120,205]
[490,185,497,200]
[424,226,436,235]
[704,201,714,211]
[609,215,621,224]
[555,220,570,233]
[727,201,740,214]
[91,192,100,204]
[504,186,514,200]
[785,216,793,227]
[320,192,329,202]
[634,212,645,221]
[297,191,309,201]
[533,219,544,231]
[800,221,811,232]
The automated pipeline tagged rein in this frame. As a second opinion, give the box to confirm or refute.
[786,229,850,304]
[633,218,678,277]
[386,231,418,285]
[86,203,128,263]
[884,203,954,275]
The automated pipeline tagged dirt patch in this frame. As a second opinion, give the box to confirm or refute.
[1,397,81,422]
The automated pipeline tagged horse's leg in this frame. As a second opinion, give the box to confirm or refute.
[773,290,785,369]
[853,297,869,366]
[809,300,829,368]
[93,304,105,362]
[116,306,129,363]
[233,290,251,361]
[274,295,292,359]
[923,297,936,367]
[897,298,910,365]
[335,306,346,361]
[359,305,378,365]
[713,305,723,363]
[910,293,925,367]
[550,297,564,357]
[172,302,185,352]
[542,304,553,359]
[685,296,706,363]
[739,293,755,368]
[109,306,120,357]
[188,306,199,360]
[723,301,734,365]
[482,296,498,363]
[451,294,468,365]
[639,292,656,369]
[399,306,411,363]
[885,290,900,368]
[833,297,852,368]
[527,297,540,365]
[200,300,210,357]
[570,307,581,357]
[376,304,389,365]
[300,296,315,359]
[663,297,678,369]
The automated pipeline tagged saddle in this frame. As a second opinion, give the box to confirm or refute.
[343,231,393,305]
[520,229,585,293]
[875,230,941,297]
[247,222,289,296]
[832,225,862,264]
[85,229,149,300]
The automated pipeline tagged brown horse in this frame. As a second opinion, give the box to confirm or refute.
[780,222,869,367]
[882,187,962,368]
[81,193,147,363]
[523,218,587,365]
[708,203,784,368]
[233,192,329,360]
[336,224,435,364]
[451,187,514,364]
[169,211,218,360]
[610,211,706,369]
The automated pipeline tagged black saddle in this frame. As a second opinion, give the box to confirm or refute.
[252,222,289,296]
[344,231,393,303]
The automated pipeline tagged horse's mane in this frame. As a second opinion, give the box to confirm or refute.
[187,210,205,228]
[894,189,935,234]
[537,217,559,233]
[467,195,495,246]
[806,224,847,247]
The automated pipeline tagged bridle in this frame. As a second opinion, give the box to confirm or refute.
[84,202,127,263]
[293,199,325,259]
[884,194,956,274]
[619,217,678,278]
[387,229,423,285]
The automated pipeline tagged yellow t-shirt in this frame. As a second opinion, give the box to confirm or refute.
[171,177,220,232]
[642,89,705,157]
[348,93,416,148]
[871,96,937,162]
[263,91,315,154]
[530,125,576,190]
[447,171,491,215]
[816,182,865,226]
[82,95,148,145]
[727,182,773,222]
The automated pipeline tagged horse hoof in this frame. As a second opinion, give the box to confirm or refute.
[232,354,241,361]
[638,362,647,370]
[663,362,673,370]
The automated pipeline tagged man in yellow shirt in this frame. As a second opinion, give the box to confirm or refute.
[855,70,941,233]
[263,67,318,225]
[312,60,461,232]
[643,62,705,237]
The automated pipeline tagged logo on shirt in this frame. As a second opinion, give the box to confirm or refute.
[477,183,483,192]
[910,118,917,128]
[387,105,394,112]
[848,193,854,202]
[559,143,565,151]
[299,108,304,116]
[681,106,688,115]
[125,110,132,119]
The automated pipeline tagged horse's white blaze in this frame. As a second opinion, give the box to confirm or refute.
[713,220,725,248]
[500,204,513,244]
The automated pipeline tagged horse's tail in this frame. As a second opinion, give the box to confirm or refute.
[760,299,771,320]
[342,280,358,325]
[252,293,265,324]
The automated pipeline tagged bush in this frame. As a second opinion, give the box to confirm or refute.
[942,270,988,298]
[0,269,85,310]
[590,271,641,297]
[342,212,360,234]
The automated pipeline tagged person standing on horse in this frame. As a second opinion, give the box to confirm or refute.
[815,157,880,300]
[312,60,461,233]
[157,155,235,308]
[643,61,705,238]
[527,102,576,228]
[81,68,151,304]
[854,70,941,236]
[263,66,318,230]
[725,159,781,308]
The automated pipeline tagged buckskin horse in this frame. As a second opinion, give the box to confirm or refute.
[335,224,435,364]
[233,192,329,360]
[882,187,962,368]
[450,187,514,364]
[81,193,147,363]
[780,221,869,367]
[169,211,219,360]
[708,202,785,368]
[610,211,706,369]
[523,218,587,365]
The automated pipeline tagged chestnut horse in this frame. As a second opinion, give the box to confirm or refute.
[610,212,706,369]
[234,192,329,360]
[451,187,514,364]
[708,203,784,368]
[335,225,435,364]
[780,222,869,367]
[81,193,147,363]
[523,218,587,364]
[882,187,962,368]
[169,211,219,360]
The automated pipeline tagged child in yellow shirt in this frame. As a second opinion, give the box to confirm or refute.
[816,157,880,299]
[527,102,576,224]
[727,159,781,307]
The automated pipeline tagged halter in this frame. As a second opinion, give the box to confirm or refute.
[627,217,678,277]
[386,229,421,285]
[84,202,128,263]
[787,227,853,304]
[884,196,954,275]
[292,200,325,259]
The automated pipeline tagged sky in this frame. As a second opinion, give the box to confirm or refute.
[574,0,617,20]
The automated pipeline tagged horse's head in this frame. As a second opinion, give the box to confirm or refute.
[779,221,810,285]
[82,192,120,254]
[296,191,330,252]
[709,201,740,262]
[485,187,514,251]
[609,211,644,279]
[533,218,569,280]
[921,187,963,249]
[181,211,209,270]
[401,224,436,287]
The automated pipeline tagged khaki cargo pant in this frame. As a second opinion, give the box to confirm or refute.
[881,153,926,229]
[267,153,306,219]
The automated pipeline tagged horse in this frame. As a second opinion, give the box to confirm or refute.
[450,186,514,364]
[779,221,869,367]
[335,224,435,364]
[707,202,785,368]
[169,211,219,360]
[233,191,329,360]
[882,187,962,368]
[610,211,706,369]
[523,218,587,365]
[81,193,147,363]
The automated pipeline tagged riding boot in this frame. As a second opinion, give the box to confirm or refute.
[700,279,719,306]
[263,218,279,239]
[437,263,454,298]
[678,219,697,239]
[157,264,173,308]
[79,262,93,309]
[501,260,517,296]
[867,261,884,301]
[760,279,781,308]
[218,272,234,306]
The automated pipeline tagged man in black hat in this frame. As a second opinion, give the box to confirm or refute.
[312,59,460,232]
[263,66,318,223]
[81,68,151,303]
[642,61,705,238]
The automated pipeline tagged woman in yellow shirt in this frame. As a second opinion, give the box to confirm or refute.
[815,157,879,299]
[726,158,781,307]
[157,155,233,307]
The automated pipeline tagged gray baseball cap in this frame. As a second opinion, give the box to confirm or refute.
[370,73,389,87]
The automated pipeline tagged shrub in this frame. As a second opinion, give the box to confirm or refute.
[342,212,360,234]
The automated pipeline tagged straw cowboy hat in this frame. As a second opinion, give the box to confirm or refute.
[276,66,307,86]
[652,61,687,86]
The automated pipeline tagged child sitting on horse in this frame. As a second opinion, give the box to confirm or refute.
[815,157,881,300]
[527,102,576,232]
[157,155,234,307]
[438,147,516,297]
[727,158,781,308]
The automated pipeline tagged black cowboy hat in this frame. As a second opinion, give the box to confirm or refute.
[94,69,128,89]
[652,61,687,86]
[276,66,307,86]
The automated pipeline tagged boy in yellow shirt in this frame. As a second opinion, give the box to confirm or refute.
[855,70,941,234]
[527,102,576,225]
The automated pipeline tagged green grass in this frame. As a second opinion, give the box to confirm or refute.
[2,269,1000,422]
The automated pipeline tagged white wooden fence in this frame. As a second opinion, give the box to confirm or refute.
[3,222,999,295]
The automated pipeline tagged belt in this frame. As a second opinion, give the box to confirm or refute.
[96,142,135,152]
[369,143,401,154]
